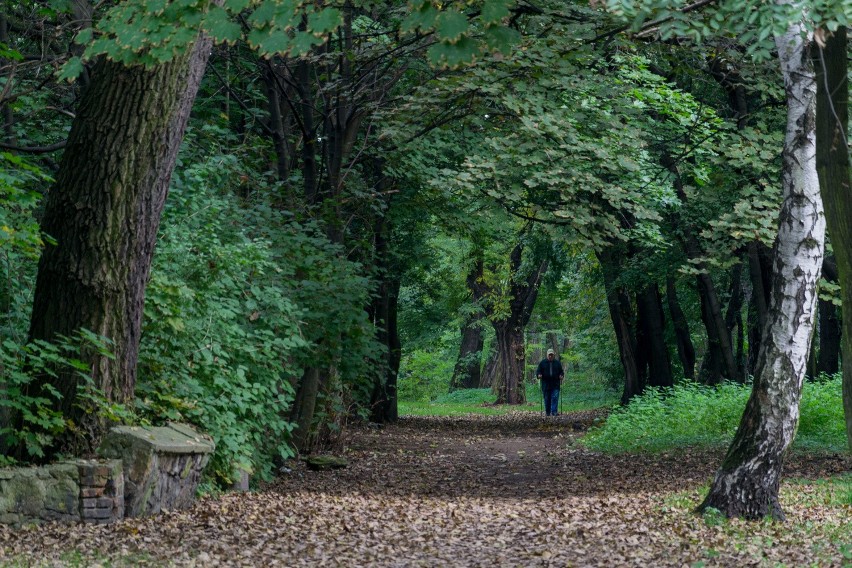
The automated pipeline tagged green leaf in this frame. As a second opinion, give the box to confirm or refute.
[56,56,85,82]
[308,7,342,36]
[434,10,468,44]
[224,0,252,13]
[427,36,479,68]
[203,5,243,44]
[401,1,438,33]
[481,0,513,25]
[74,28,93,46]
[292,30,325,54]
[248,28,290,54]
[483,25,520,55]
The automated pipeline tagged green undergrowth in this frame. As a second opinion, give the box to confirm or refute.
[399,371,618,416]
[583,375,847,454]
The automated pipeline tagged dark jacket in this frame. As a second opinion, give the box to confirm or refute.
[537,357,564,387]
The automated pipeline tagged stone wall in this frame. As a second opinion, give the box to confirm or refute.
[0,459,123,525]
[0,423,213,526]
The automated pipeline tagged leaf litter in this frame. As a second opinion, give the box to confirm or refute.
[1,411,850,567]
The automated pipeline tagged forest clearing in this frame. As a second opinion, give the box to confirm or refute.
[2,411,851,567]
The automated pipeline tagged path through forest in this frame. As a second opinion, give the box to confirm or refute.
[2,412,850,567]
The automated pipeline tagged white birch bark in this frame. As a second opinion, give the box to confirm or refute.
[698,4,825,520]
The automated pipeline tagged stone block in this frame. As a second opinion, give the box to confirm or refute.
[98,423,213,518]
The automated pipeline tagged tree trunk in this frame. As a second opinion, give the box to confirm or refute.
[290,367,321,452]
[816,295,841,376]
[371,278,401,423]
[747,241,773,376]
[725,262,746,381]
[490,321,526,404]
[699,17,823,519]
[663,152,738,383]
[22,39,213,457]
[450,258,485,390]
[696,272,738,384]
[666,277,696,380]
[814,26,852,449]
[598,249,642,404]
[696,275,725,385]
[637,283,673,388]
[483,242,547,404]
[450,317,485,390]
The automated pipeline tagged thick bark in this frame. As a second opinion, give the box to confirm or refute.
[816,298,841,376]
[22,39,212,456]
[370,278,401,423]
[696,274,725,385]
[491,321,526,405]
[598,249,642,404]
[261,62,293,181]
[700,18,824,519]
[290,367,321,452]
[486,243,547,405]
[637,284,673,388]
[666,277,696,380]
[747,241,773,376]
[450,258,486,390]
[725,262,746,381]
[814,26,852,449]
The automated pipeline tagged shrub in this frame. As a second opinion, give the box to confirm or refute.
[583,377,846,454]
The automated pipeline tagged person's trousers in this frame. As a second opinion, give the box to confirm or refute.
[541,382,560,416]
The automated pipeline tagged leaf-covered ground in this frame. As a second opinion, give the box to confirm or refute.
[2,411,851,567]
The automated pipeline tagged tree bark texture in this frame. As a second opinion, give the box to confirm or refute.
[814,26,852,449]
[487,244,547,405]
[491,321,526,405]
[24,39,213,455]
[636,284,673,388]
[290,367,321,452]
[598,248,642,404]
[370,277,401,423]
[666,277,696,380]
[747,241,773,376]
[700,17,824,519]
[450,258,486,390]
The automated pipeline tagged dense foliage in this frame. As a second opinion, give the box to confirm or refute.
[584,375,848,454]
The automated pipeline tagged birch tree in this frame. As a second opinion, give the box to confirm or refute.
[697,5,824,519]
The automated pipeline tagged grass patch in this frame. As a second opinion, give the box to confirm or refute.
[398,371,619,416]
[583,375,847,454]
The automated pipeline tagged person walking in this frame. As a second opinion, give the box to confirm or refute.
[537,348,564,417]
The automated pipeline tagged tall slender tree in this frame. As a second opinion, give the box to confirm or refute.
[699,9,824,518]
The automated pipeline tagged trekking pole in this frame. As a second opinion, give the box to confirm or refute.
[539,379,544,417]
[557,377,562,417]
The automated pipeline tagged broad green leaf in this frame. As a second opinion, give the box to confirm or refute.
[203,5,243,44]
[308,7,342,36]
[481,0,513,25]
[401,1,438,33]
[483,25,520,55]
[56,56,84,82]
[434,10,468,44]
[428,36,479,68]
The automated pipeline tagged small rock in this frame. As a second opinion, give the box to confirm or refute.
[305,456,348,471]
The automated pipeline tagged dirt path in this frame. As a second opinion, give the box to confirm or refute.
[2,412,850,567]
